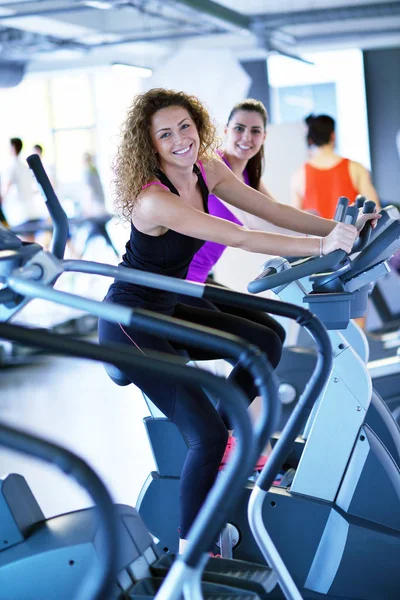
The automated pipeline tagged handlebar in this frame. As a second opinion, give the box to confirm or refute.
[333,196,349,222]
[248,198,378,294]
[26,154,69,259]
[344,204,358,225]
[351,199,376,253]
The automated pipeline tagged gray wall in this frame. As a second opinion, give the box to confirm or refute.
[240,59,271,117]
[363,48,400,204]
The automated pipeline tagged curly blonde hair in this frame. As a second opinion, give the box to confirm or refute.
[113,88,219,221]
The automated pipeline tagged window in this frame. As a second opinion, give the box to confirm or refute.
[268,49,371,168]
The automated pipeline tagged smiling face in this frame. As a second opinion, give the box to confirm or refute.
[150,105,200,170]
[225,109,266,161]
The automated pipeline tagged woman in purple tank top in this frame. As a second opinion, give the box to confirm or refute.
[187,99,268,283]
[184,101,286,469]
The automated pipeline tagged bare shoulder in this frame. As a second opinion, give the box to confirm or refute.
[348,159,380,205]
[201,155,230,192]
[349,159,363,170]
[133,185,176,234]
[349,159,369,181]
[137,185,173,215]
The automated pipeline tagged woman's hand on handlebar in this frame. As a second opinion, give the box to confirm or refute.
[322,222,358,255]
[355,208,380,232]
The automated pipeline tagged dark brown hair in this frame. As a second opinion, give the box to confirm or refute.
[227,99,268,190]
[305,114,335,147]
[10,137,23,155]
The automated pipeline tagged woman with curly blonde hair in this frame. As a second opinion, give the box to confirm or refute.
[113,88,218,221]
[99,88,372,553]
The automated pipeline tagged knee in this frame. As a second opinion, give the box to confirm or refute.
[205,425,229,466]
[98,317,117,345]
[274,321,286,345]
[207,421,229,452]
[214,424,229,453]
[265,331,283,370]
[237,323,284,370]
[188,420,228,456]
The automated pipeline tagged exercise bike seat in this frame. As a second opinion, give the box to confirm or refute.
[104,347,191,388]
[104,363,131,386]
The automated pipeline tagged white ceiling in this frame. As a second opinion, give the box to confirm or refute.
[0,0,398,73]
[217,0,394,14]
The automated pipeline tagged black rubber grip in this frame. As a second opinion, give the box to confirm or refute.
[344,205,358,225]
[363,200,376,214]
[356,195,366,208]
[334,196,350,222]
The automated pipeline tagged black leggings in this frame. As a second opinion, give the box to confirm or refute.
[180,275,285,342]
[178,281,286,425]
[98,301,282,538]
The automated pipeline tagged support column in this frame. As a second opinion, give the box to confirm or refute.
[363,48,400,204]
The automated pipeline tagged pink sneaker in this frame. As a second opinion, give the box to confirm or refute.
[219,436,237,470]
[254,454,268,472]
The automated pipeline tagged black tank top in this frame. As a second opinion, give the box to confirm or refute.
[106,164,209,314]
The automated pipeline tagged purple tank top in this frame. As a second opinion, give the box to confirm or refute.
[186,154,249,283]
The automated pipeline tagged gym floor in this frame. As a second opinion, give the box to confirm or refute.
[0,350,154,519]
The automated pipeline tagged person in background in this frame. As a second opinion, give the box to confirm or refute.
[29,142,60,250]
[31,143,55,220]
[1,138,43,240]
[75,152,117,258]
[186,98,283,284]
[82,152,106,217]
[32,143,43,157]
[0,179,7,226]
[0,200,7,226]
[32,143,57,192]
[290,114,380,218]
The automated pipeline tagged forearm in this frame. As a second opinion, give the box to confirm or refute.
[267,202,336,236]
[215,171,336,237]
[238,228,321,257]
[220,201,285,233]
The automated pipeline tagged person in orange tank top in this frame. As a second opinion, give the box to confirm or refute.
[291,114,380,218]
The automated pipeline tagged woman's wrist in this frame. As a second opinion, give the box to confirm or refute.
[305,235,324,256]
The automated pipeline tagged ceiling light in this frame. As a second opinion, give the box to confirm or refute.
[82,33,121,44]
[112,63,153,78]
[0,7,15,17]
[83,0,114,9]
